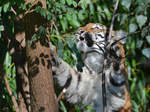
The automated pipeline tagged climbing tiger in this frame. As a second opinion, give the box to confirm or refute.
[51,23,131,112]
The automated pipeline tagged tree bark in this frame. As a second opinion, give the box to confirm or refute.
[24,0,58,112]
[5,15,29,112]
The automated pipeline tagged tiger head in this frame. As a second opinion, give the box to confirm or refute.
[74,23,127,74]
[75,23,127,54]
[75,23,108,54]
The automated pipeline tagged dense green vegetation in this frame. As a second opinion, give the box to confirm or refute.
[0,0,150,111]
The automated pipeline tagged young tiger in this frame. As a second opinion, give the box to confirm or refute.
[52,23,131,112]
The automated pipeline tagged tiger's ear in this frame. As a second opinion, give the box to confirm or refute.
[114,30,127,44]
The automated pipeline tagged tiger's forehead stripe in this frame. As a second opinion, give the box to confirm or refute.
[78,23,107,34]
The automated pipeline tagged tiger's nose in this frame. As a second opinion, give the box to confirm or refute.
[78,29,84,34]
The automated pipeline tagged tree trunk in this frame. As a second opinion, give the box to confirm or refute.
[5,15,29,112]
[24,0,58,112]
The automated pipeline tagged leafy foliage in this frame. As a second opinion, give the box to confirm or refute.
[0,0,150,112]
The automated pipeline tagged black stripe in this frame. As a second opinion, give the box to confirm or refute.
[97,33,105,38]
[63,74,72,88]
[77,73,81,89]
[109,73,125,87]
[105,27,110,41]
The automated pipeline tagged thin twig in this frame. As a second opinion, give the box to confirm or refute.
[102,0,120,112]
[11,7,17,15]
[127,25,150,36]
[57,88,67,102]
[108,0,120,40]
[4,75,20,112]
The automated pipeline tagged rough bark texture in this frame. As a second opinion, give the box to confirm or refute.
[24,0,58,112]
[5,16,29,112]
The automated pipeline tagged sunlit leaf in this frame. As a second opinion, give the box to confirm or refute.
[3,52,12,75]
[136,15,147,28]
[3,2,10,13]
[131,59,136,68]
[129,24,137,33]
[66,0,73,5]
[130,79,136,93]
[120,14,127,25]
[4,52,12,69]
[103,7,111,20]
[78,0,88,10]
[146,36,150,45]
[59,100,67,112]
[121,0,131,9]
[136,40,143,48]
[142,48,150,58]
[0,25,4,31]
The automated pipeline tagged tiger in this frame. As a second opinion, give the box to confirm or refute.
[51,23,131,112]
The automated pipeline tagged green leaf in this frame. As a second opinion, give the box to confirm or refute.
[67,12,80,28]
[136,15,147,28]
[146,35,150,45]
[103,7,111,20]
[60,18,68,32]
[59,100,67,112]
[4,52,12,69]
[142,48,150,58]
[78,10,87,21]
[0,25,4,31]
[72,1,77,7]
[40,9,46,18]
[136,40,143,48]
[66,38,74,48]
[141,28,148,37]
[131,41,135,49]
[38,26,47,36]
[66,0,73,5]
[89,4,94,15]
[129,24,137,33]
[132,59,136,68]
[120,14,127,25]
[47,13,51,20]
[60,0,66,4]
[78,0,88,10]
[3,2,10,13]
[3,52,12,75]
[11,66,16,75]
[0,7,2,14]
[70,19,80,28]
[121,0,131,9]
[75,105,80,112]
[131,100,139,112]
[130,79,136,93]
[0,32,1,38]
